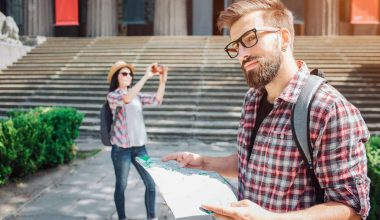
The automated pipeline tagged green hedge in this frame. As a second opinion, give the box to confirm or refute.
[0,107,83,185]
[367,136,380,220]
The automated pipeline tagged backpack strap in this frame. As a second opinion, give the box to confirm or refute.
[291,71,326,204]
[109,103,121,138]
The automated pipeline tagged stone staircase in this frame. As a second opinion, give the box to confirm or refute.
[0,36,379,142]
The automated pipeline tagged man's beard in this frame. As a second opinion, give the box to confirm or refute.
[241,53,282,89]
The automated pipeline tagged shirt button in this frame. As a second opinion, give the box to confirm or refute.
[355,178,362,185]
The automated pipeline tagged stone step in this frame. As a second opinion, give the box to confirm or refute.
[1,104,378,116]
[0,82,377,93]
[0,104,241,119]
[1,36,379,142]
[1,78,379,86]
[0,89,246,98]
[15,57,380,65]
[3,65,380,73]
[81,117,238,128]
[2,72,380,81]
[0,85,247,93]
[6,62,380,69]
[1,89,379,102]
[79,126,237,142]
[1,93,379,108]
[0,105,243,116]
[2,89,379,101]
[28,50,380,57]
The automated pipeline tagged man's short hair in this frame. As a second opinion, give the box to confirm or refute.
[217,0,295,50]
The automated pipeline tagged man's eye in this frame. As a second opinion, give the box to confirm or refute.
[246,35,255,41]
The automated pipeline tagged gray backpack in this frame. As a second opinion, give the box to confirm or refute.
[99,101,121,146]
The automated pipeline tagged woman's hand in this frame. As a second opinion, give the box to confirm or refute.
[144,63,157,80]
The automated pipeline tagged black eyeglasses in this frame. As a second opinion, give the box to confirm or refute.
[224,26,280,58]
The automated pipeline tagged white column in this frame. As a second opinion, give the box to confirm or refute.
[154,0,187,35]
[86,0,117,37]
[23,0,53,36]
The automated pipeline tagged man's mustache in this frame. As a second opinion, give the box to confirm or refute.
[242,56,261,68]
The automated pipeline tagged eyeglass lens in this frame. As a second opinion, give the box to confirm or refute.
[225,29,258,58]
[121,72,131,77]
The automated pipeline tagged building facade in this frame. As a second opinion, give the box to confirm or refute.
[0,0,379,37]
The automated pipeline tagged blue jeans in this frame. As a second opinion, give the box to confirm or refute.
[111,145,156,219]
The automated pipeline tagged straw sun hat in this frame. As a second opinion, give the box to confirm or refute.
[107,61,136,83]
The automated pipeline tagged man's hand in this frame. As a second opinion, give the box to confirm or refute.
[201,200,278,220]
[161,152,204,169]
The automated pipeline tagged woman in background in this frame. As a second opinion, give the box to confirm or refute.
[107,61,167,220]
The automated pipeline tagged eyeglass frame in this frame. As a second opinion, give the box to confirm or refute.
[224,26,281,58]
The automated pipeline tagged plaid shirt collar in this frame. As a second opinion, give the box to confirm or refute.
[278,60,310,104]
[114,87,128,94]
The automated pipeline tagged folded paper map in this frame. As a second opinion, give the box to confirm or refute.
[136,156,237,218]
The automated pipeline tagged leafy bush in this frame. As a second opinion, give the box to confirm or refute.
[366,136,380,220]
[0,107,83,185]
[0,120,17,185]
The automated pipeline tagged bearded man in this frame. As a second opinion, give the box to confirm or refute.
[163,0,370,219]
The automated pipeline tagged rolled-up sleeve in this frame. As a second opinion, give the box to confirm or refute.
[315,100,370,218]
[107,91,124,112]
[138,92,161,106]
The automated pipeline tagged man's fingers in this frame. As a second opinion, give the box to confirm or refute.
[179,154,195,167]
[213,213,232,220]
[162,152,201,168]
[201,204,237,218]
[161,152,182,162]
[231,199,251,207]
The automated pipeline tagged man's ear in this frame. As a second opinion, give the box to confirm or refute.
[280,27,291,52]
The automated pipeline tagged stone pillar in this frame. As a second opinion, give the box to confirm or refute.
[192,0,212,35]
[154,0,187,35]
[305,0,339,35]
[23,0,53,36]
[86,0,117,37]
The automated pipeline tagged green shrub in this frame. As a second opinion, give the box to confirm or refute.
[366,136,380,220]
[6,108,27,118]
[11,111,44,176]
[37,107,83,167]
[0,107,83,185]
[0,120,17,185]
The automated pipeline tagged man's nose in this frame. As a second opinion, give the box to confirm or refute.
[237,45,250,63]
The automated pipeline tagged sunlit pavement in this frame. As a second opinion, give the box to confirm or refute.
[2,139,237,220]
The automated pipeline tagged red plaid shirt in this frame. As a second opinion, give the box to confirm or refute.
[107,88,160,148]
[237,61,370,218]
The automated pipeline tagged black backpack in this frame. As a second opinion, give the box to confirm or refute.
[99,101,121,146]
[292,69,326,204]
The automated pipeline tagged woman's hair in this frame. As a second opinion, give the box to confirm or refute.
[108,68,134,92]
[217,0,294,50]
